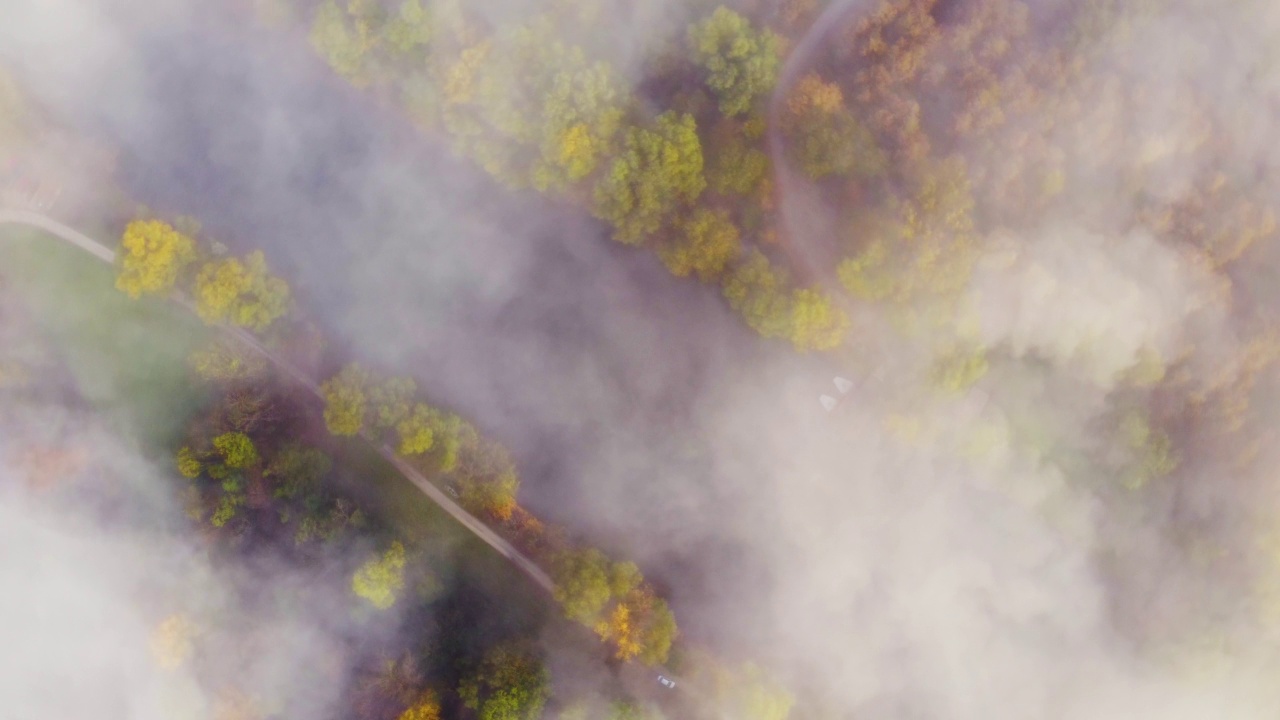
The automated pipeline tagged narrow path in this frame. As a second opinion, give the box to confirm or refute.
[767,0,873,291]
[0,208,555,592]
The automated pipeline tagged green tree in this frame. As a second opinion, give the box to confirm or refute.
[454,428,521,522]
[593,112,706,245]
[661,208,741,281]
[458,642,550,720]
[295,498,366,546]
[383,0,433,57]
[449,18,626,193]
[213,432,259,469]
[552,548,612,624]
[609,561,643,599]
[532,47,625,193]
[265,443,332,500]
[352,540,407,610]
[688,7,781,118]
[708,126,769,197]
[211,478,246,528]
[177,446,202,479]
[321,363,370,436]
[723,250,791,340]
[370,375,417,429]
[193,251,290,331]
[396,403,437,456]
[428,411,466,472]
[398,691,441,720]
[115,219,197,299]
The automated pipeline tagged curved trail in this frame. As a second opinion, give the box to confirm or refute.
[767,0,904,387]
[767,0,874,291]
[0,208,555,592]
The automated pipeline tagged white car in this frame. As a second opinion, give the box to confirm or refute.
[657,675,676,689]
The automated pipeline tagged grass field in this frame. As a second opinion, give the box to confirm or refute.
[0,226,211,449]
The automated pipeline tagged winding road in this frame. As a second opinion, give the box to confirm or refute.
[0,207,555,592]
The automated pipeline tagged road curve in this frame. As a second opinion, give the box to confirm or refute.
[0,209,116,263]
[0,208,555,592]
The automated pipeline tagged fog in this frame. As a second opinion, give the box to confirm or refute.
[5,0,1280,717]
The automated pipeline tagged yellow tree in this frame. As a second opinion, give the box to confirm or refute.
[398,691,441,720]
[115,219,197,299]
[352,540,407,610]
[321,363,370,436]
[595,603,641,660]
[194,250,290,331]
[661,208,741,281]
[177,446,202,479]
[396,403,437,456]
[213,431,260,470]
[722,250,791,340]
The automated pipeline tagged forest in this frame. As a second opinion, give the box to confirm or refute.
[6,0,1280,717]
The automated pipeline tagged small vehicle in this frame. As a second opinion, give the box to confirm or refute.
[657,675,676,689]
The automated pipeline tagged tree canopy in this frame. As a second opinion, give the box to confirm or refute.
[592,112,706,245]
[213,431,260,469]
[661,208,741,281]
[396,403,437,456]
[458,642,549,720]
[397,691,441,720]
[322,363,371,436]
[688,7,781,118]
[552,547,612,624]
[352,540,408,610]
[115,219,197,299]
[193,250,290,331]
[784,73,884,180]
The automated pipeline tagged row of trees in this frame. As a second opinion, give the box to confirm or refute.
[303,0,854,351]
[115,218,291,331]
[315,361,680,665]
